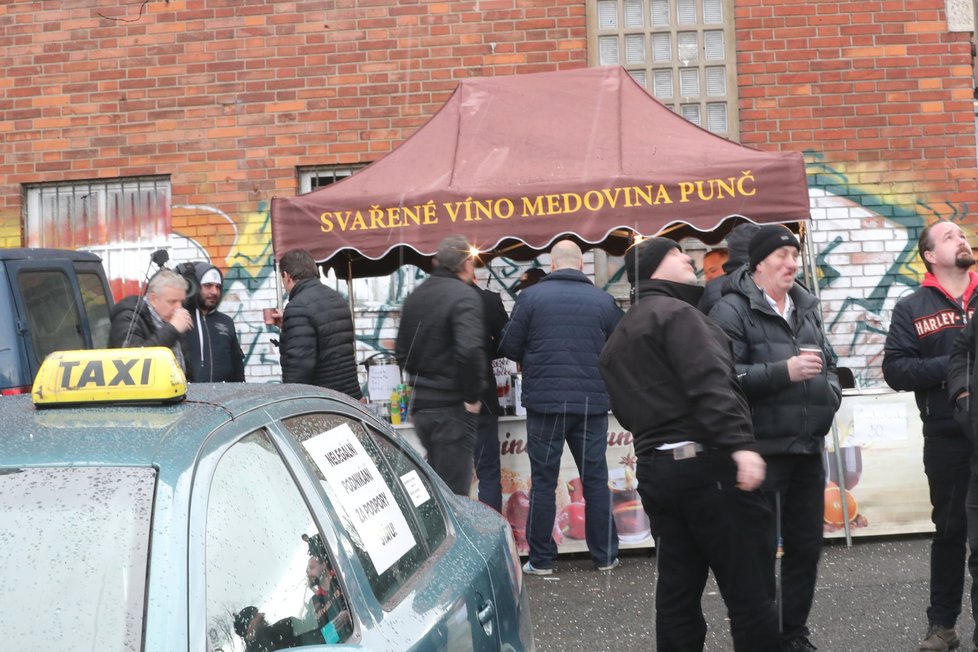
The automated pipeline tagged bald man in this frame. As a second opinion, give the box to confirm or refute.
[499,240,622,575]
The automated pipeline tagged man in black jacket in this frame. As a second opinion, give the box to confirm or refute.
[109,269,193,372]
[698,222,760,315]
[279,249,362,400]
[180,262,245,382]
[599,237,777,652]
[472,283,509,511]
[709,225,841,652]
[396,235,486,496]
[889,220,978,652]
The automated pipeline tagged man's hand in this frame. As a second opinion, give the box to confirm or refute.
[169,307,193,334]
[787,354,822,382]
[464,401,481,414]
[731,450,765,491]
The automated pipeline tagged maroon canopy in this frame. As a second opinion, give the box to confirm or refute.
[272,66,810,278]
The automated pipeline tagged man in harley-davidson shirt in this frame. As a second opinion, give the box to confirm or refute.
[883,220,978,652]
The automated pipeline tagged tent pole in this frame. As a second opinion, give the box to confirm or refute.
[802,222,853,547]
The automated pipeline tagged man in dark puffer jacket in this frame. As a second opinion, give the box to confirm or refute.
[498,239,622,575]
[396,235,486,496]
[709,225,841,652]
[278,249,362,399]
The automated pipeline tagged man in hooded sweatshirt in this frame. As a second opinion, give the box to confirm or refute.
[181,262,245,382]
[599,237,777,652]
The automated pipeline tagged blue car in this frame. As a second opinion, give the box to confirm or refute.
[0,348,534,652]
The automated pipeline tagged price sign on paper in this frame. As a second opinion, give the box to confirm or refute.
[850,402,907,445]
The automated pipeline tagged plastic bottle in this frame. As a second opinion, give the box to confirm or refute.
[389,387,402,425]
[399,384,409,423]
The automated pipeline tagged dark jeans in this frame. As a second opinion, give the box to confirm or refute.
[525,410,617,568]
[762,454,824,642]
[411,405,477,496]
[923,435,972,630]
[474,410,502,511]
[636,450,779,651]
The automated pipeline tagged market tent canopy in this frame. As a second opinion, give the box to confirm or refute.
[271,66,810,278]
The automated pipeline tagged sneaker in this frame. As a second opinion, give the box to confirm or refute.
[522,561,553,576]
[597,558,620,572]
[919,625,960,652]
[782,636,817,651]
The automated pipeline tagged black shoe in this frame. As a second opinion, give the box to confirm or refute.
[782,636,817,652]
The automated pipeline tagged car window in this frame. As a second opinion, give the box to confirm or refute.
[366,424,448,552]
[284,413,448,606]
[204,430,353,652]
[78,270,112,348]
[0,466,155,651]
[18,269,85,360]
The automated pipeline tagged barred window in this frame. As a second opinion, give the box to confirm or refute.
[23,177,172,296]
[298,165,367,194]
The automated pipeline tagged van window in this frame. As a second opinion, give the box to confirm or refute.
[78,271,112,348]
[18,270,85,360]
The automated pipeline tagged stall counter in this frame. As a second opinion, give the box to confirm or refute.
[393,389,933,555]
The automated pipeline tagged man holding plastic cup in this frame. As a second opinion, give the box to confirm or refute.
[709,224,841,652]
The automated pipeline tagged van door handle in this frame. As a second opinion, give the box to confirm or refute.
[477,599,494,636]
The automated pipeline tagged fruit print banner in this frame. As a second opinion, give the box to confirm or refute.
[395,390,934,554]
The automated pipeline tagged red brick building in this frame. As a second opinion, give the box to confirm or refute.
[1,0,976,384]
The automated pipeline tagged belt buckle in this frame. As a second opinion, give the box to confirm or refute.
[672,443,699,460]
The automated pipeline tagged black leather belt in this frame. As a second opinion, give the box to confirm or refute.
[654,443,705,460]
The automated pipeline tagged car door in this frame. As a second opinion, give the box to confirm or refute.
[273,403,504,651]
[188,419,363,652]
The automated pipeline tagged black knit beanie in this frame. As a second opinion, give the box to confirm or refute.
[624,237,680,283]
[748,225,800,271]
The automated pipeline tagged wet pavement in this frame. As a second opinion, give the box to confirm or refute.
[525,534,976,652]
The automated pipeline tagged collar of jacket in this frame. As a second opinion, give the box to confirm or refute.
[632,279,704,306]
[726,265,818,317]
[430,266,464,281]
[288,276,320,300]
[922,270,978,306]
[540,268,590,284]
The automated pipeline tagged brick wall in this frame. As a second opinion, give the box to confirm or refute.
[2,0,976,387]
[736,0,978,386]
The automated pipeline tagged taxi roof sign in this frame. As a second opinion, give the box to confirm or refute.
[32,348,187,407]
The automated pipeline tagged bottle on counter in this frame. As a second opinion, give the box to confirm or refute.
[399,384,411,423]
[389,387,402,425]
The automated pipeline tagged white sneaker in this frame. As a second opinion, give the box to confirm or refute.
[597,558,620,572]
[522,561,553,576]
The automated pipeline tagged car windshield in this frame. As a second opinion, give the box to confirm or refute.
[0,466,155,651]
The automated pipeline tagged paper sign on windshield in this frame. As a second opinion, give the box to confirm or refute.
[303,424,416,574]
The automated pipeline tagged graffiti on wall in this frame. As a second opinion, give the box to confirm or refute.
[804,151,970,388]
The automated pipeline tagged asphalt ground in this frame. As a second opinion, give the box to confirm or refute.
[524,534,976,652]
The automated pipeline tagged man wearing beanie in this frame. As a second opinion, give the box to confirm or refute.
[599,237,777,651]
[709,224,841,652]
[698,222,761,315]
[179,261,245,382]
[894,221,978,652]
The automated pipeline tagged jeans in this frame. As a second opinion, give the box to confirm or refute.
[411,404,477,496]
[636,450,779,651]
[525,409,617,568]
[762,454,825,642]
[923,435,972,630]
[474,410,502,511]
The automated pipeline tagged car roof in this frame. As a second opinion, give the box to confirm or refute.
[1,383,362,469]
[0,247,104,263]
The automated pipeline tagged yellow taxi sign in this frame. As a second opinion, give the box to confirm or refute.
[32,347,187,407]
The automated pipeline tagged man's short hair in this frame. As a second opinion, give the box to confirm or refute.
[918,222,939,273]
[147,269,188,296]
[279,249,319,281]
[550,239,583,270]
[434,235,471,273]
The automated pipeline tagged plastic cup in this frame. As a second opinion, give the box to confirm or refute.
[263,308,280,326]
[799,346,822,361]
